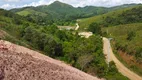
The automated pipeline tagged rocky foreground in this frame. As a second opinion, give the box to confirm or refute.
[0,40,100,80]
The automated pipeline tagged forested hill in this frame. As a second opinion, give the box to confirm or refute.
[10,1,139,26]
[10,1,107,19]
[10,1,108,25]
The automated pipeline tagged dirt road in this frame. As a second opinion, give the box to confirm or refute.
[0,40,100,80]
[103,37,142,80]
[75,23,79,30]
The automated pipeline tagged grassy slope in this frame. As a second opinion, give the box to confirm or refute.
[78,5,142,31]
[102,23,142,76]
[16,8,47,16]
[17,8,32,16]
[102,23,142,53]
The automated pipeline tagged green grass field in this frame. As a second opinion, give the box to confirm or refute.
[17,8,47,16]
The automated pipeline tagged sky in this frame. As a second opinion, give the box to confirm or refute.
[0,0,142,9]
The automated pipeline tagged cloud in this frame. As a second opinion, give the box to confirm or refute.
[0,4,17,9]
[65,0,142,7]
[0,0,142,9]
[23,0,54,7]
[0,0,54,9]
[4,0,20,2]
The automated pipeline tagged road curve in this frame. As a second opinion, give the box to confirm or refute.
[75,23,79,30]
[103,37,142,80]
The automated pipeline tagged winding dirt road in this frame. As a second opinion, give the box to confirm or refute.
[103,37,142,80]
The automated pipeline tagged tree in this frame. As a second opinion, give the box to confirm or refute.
[55,30,67,41]
[23,27,34,42]
[108,61,118,74]
[44,45,52,55]
[88,22,101,35]
[77,55,94,70]
[127,31,136,41]
[135,47,142,62]
[54,43,63,56]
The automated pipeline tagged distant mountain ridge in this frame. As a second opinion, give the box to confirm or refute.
[10,1,139,25]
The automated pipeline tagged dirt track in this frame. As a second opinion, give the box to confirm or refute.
[78,32,93,38]
[0,40,100,80]
[103,37,142,80]
[75,23,79,30]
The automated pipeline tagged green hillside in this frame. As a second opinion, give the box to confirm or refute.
[10,1,108,26]
[109,4,139,10]
[78,4,142,31]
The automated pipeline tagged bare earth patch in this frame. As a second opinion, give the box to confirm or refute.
[78,32,93,38]
[0,40,100,80]
[118,50,142,70]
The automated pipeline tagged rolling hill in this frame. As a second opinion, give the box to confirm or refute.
[10,1,108,25]
[78,4,142,31]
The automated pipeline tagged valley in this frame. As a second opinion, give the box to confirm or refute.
[0,1,142,80]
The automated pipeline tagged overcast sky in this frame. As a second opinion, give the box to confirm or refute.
[0,0,142,9]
